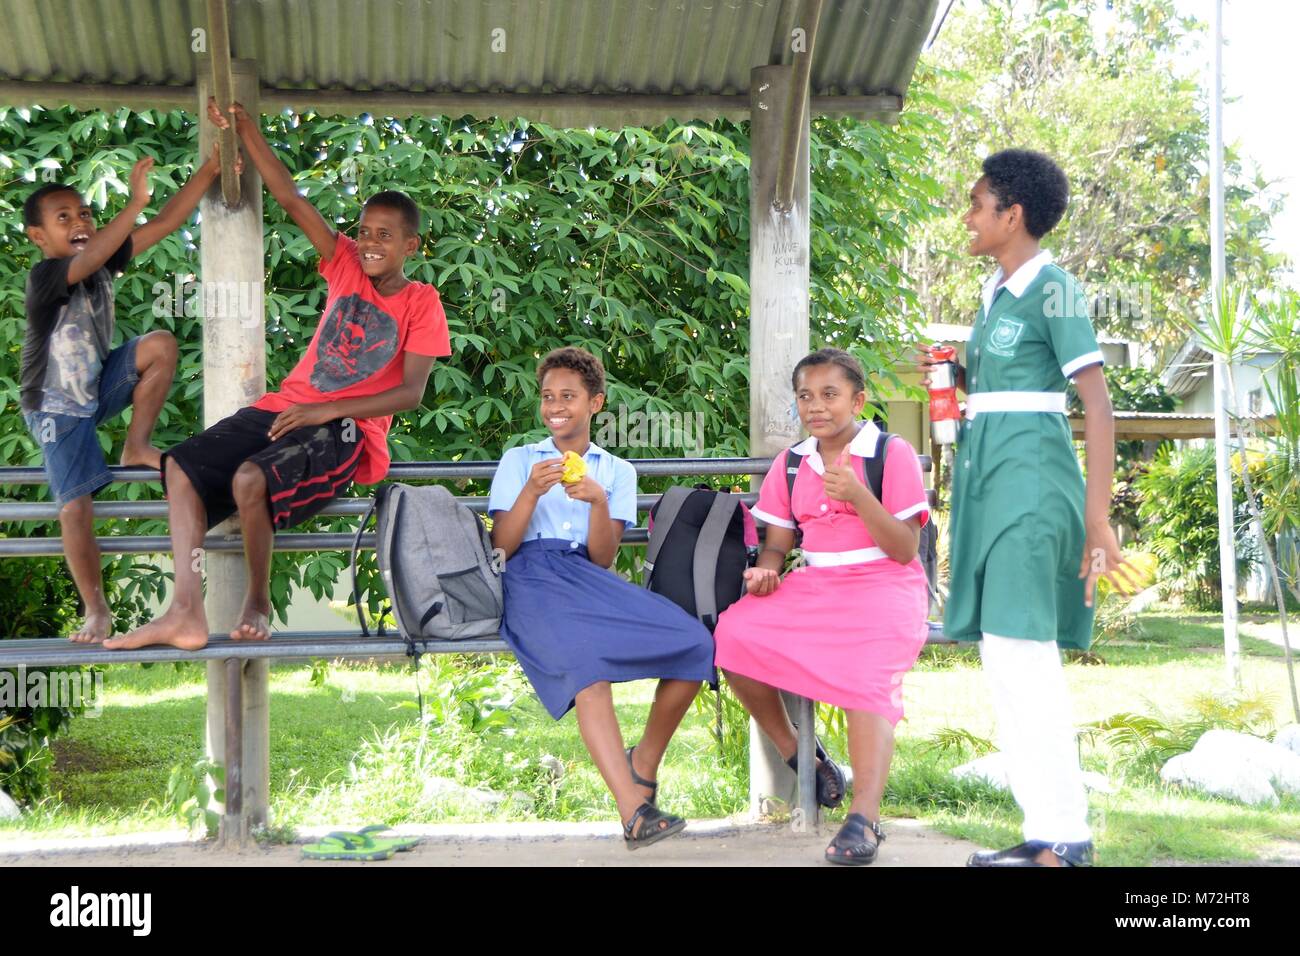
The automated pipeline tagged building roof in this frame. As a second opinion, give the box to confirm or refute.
[0,0,941,125]
[1160,335,1214,397]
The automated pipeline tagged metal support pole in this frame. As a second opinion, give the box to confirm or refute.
[794,695,818,828]
[222,657,244,845]
[1209,0,1240,685]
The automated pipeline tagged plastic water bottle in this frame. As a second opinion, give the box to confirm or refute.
[927,344,960,445]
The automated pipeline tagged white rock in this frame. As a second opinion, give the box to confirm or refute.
[506,791,535,812]
[0,790,19,820]
[422,776,505,807]
[1161,751,1278,806]
[1158,729,1300,805]
[1192,729,1300,797]
[1124,585,1163,616]
[952,753,1009,789]
[1081,771,1116,795]
[1275,725,1300,757]
[421,775,533,812]
[951,753,1114,793]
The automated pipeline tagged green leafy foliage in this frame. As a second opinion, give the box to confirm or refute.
[2,103,944,625]
[1134,444,1259,608]
[0,544,98,803]
[691,679,750,774]
[0,707,53,804]
[1070,365,1180,535]
[1081,690,1277,779]
[911,0,1288,350]
[922,726,996,758]
[145,758,224,838]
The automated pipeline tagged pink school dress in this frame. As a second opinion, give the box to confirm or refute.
[713,422,930,724]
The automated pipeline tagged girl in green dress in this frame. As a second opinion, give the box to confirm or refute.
[921,149,1139,868]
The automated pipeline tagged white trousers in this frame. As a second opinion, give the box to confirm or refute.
[980,633,1091,843]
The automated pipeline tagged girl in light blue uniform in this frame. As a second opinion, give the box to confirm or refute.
[488,347,714,849]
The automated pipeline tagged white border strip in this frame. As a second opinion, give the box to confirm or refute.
[751,507,796,529]
[1061,350,1105,379]
[893,502,929,521]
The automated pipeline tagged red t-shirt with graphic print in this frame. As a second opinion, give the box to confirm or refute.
[252,234,451,484]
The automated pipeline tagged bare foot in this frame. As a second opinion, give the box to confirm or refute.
[230,601,271,641]
[120,444,163,470]
[104,605,208,651]
[69,606,112,644]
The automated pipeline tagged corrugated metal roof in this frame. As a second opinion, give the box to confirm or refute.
[0,0,939,125]
[1111,411,1212,421]
[1160,334,1213,397]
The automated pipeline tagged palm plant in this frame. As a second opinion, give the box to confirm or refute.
[1184,284,1299,721]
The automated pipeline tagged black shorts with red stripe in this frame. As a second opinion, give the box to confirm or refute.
[162,407,363,531]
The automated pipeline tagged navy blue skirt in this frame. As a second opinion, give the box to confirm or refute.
[500,538,716,719]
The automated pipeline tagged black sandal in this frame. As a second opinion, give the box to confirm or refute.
[626,744,658,806]
[786,737,846,809]
[824,813,885,866]
[623,803,686,850]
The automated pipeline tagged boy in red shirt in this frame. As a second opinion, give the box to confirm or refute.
[108,100,451,651]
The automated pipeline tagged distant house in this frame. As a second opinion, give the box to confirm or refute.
[1161,334,1282,420]
[1160,333,1293,603]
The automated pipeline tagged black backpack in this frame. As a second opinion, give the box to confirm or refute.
[641,486,756,632]
[784,431,894,543]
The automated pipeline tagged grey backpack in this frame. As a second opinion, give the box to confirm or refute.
[351,483,503,648]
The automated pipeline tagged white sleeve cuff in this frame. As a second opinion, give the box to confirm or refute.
[893,502,929,521]
[751,506,796,530]
[1061,351,1105,378]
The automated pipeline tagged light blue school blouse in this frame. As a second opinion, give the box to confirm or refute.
[487,437,638,548]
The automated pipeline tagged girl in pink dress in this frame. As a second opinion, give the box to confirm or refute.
[713,348,930,866]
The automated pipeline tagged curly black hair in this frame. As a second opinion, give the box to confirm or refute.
[791,348,866,392]
[364,190,421,236]
[537,346,606,397]
[23,183,83,228]
[981,149,1069,239]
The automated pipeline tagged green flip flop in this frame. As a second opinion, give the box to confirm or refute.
[301,830,396,861]
[355,825,422,852]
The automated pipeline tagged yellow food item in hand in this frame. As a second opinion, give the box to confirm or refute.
[561,450,587,484]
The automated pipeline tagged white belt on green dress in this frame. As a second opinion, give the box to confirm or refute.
[802,547,888,567]
[965,391,1067,420]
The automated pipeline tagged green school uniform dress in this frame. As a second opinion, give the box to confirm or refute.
[944,251,1104,651]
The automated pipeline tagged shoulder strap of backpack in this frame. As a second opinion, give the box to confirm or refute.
[863,432,894,502]
[693,493,741,630]
[784,450,805,535]
[642,485,694,586]
[352,495,380,638]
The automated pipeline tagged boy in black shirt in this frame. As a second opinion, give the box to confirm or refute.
[22,148,227,643]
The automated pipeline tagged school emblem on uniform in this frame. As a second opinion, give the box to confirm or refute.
[987,317,1026,357]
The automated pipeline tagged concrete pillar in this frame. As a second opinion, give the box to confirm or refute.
[197,59,268,843]
[747,63,811,820]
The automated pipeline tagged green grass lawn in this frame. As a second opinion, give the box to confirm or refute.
[3,604,1298,865]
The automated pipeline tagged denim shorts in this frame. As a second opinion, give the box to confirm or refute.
[24,336,142,506]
